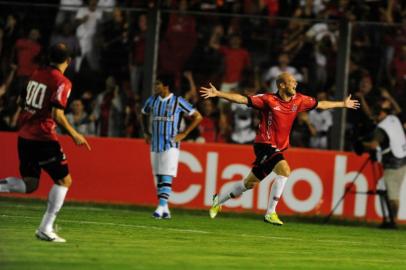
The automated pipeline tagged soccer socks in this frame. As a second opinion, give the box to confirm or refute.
[218,180,248,205]
[157,175,172,208]
[39,184,68,233]
[0,177,27,193]
[267,175,288,214]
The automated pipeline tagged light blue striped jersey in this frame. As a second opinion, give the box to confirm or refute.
[142,93,195,152]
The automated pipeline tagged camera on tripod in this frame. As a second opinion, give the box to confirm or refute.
[353,138,378,161]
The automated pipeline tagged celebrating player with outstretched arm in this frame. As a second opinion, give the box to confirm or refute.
[200,72,360,225]
[0,43,90,242]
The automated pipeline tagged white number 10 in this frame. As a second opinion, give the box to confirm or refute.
[26,81,47,109]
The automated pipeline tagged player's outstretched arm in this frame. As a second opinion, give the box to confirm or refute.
[200,83,248,104]
[317,94,360,110]
[52,108,91,150]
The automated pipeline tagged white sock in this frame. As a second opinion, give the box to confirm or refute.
[39,185,68,233]
[0,177,26,193]
[267,175,288,214]
[218,180,248,204]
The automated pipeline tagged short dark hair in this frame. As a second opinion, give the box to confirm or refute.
[156,75,174,89]
[49,43,70,64]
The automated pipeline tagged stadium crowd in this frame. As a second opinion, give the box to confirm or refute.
[0,0,405,150]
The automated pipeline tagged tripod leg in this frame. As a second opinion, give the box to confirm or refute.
[378,190,389,224]
[383,190,396,225]
[324,157,371,224]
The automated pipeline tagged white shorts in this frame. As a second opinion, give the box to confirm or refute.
[150,148,180,177]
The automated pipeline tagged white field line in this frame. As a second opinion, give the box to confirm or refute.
[0,213,372,246]
[0,214,210,234]
[0,214,294,239]
[0,203,114,212]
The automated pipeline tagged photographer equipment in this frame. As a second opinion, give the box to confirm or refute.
[324,153,395,227]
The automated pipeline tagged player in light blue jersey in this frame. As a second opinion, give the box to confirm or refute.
[142,78,202,219]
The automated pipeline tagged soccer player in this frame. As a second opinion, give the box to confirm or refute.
[200,72,360,225]
[0,43,90,242]
[142,78,202,219]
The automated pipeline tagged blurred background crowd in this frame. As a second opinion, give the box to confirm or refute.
[0,0,405,150]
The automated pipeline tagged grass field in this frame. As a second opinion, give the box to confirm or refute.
[0,198,405,270]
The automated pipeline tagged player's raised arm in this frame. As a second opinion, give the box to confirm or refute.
[52,108,91,150]
[200,83,248,104]
[316,94,360,110]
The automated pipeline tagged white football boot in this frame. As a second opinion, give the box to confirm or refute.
[35,230,66,243]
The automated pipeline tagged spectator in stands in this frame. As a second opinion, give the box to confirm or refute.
[123,95,143,138]
[391,44,406,92]
[180,72,200,141]
[130,14,147,97]
[348,59,366,93]
[354,74,380,118]
[97,0,116,14]
[50,22,81,77]
[80,89,96,115]
[210,32,251,93]
[290,111,317,148]
[65,99,96,136]
[278,21,310,82]
[263,52,304,93]
[349,74,381,138]
[75,0,103,72]
[259,0,279,17]
[14,28,42,96]
[55,0,83,26]
[182,71,198,105]
[197,99,217,143]
[0,64,17,98]
[159,0,197,87]
[93,76,125,137]
[379,88,402,116]
[217,115,231,143]
[308,91,333,149]
[0,63,18,131]
[186,23,225,88]
[1,14,20,75]
[230,100,256,144]
[100,7,130,82]
[299,0,327,17]
[306,22,338,92]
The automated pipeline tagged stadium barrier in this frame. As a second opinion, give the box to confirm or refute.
[1,131,405,223]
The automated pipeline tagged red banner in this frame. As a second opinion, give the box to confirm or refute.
[1,132,405,223]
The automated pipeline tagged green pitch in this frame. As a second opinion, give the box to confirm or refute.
[0,198,405,270]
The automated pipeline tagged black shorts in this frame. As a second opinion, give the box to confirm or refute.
[252,143,285,180]
[18,137,69,182]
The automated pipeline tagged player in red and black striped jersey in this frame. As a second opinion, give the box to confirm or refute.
[200,72,360,225]
[0,43,90,242]
[18,65,72,141]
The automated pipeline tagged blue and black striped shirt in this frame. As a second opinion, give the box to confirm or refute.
[142,93,195,152]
